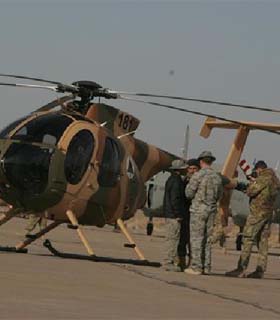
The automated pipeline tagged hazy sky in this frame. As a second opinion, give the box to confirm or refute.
[1,0,280,167]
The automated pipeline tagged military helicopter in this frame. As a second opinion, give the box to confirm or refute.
[0,73,279,265]
[0,74,182,266]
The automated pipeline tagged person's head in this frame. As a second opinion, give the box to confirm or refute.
[187,158,200,176]
[197,151,216,168]
[254,160,267,176]
[169,159,188,175]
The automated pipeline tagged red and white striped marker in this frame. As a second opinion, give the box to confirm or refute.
[239,159,253,177]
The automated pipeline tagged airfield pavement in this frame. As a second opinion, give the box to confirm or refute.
[0,217,279,319]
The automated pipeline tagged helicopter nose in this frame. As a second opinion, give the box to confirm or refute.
[0,140,53,197]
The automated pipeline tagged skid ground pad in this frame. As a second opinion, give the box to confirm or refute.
[43,239,161,267]
[0,246,28,253]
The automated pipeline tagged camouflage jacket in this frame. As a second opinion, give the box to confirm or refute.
[247,168,280,222]
[185,167,223,214]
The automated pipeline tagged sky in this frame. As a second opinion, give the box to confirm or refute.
[1,0,280,167]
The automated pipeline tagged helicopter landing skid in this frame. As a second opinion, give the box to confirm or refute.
[43,239,161,267]
[0,246,27,253]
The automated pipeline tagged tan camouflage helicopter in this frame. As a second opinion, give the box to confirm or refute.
[0,73,279,265]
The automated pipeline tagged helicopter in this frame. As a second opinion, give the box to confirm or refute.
[0,73,279,265]
[0,74,180,266]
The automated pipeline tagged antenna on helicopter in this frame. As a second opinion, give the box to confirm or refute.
[117,130,137,139]
[182,124,189,160]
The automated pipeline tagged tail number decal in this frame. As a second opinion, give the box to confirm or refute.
[118,113,133,131]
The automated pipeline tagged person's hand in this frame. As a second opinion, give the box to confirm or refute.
[235,181,248,192]
[248,176,256,182]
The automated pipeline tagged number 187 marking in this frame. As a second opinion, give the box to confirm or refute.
[118,113,133,131]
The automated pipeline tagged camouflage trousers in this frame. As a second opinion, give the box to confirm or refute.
[189,210,216,271]
[163,218,181,265]
[238,217,270,271]
[25,213,47,233]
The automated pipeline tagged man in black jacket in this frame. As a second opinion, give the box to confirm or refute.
[177,158,200,270]
[162,159,188,271]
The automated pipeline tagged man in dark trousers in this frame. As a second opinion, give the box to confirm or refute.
[177,158,200,270]
[162,159,188,271]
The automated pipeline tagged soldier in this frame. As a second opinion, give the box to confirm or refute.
[226,160,280,279]
[176,158,200,270]
[25,211,48,238]
[184,151,223,275]
[162,159,188,272]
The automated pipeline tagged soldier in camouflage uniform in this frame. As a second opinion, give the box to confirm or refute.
[184,151,223,275]
[226,160,280,279]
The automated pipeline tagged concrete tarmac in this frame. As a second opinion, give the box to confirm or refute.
[0,218,279,319]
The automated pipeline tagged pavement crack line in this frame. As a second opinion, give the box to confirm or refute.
[114,264,280,317]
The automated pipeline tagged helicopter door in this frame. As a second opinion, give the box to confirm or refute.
[64,129,95,190]
[97,137,121,188]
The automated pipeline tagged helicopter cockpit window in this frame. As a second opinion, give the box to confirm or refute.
[11,113,73,145]
[64,130,95,185]
[0,116,29,139]
[98,137,121,187]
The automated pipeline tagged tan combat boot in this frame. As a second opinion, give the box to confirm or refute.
[184,267,202,275]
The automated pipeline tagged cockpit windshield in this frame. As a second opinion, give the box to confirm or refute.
[10,113,73,145]
[0,116,29,139]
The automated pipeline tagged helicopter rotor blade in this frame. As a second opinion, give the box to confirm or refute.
[0,81,79,95]
[117,92,280,114]
[2,74,279,114]
[0,73,61,85]
[0,82,58,92]
[119,95,280,136]
[0,74,118,99]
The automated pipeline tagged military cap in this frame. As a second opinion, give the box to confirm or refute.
[169,159,188,170]
[197,150,216,161]
[187,158,200,168]
[254,160,267,170]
